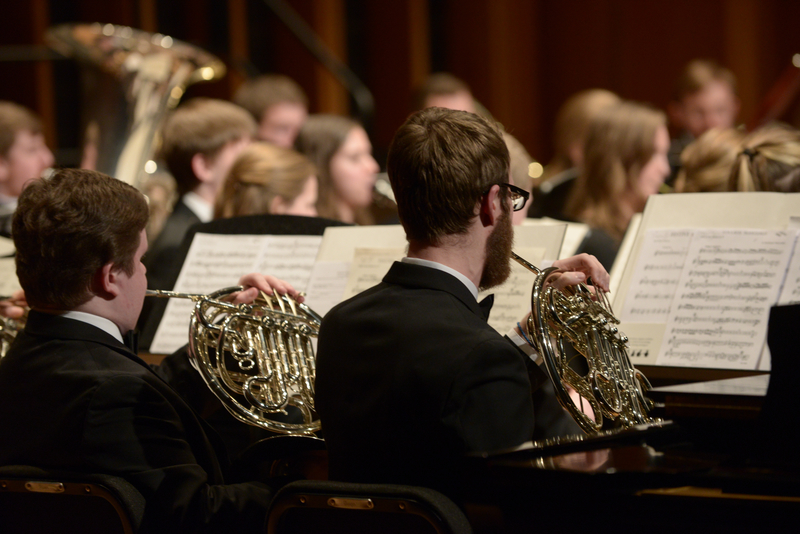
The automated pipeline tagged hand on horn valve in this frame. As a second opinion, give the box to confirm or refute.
[0,290,27,319]
[551,253,610,293]
[229,273,305,305]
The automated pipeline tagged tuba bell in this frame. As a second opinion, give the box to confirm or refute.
[511,252,660,436]
[147,287,322,436]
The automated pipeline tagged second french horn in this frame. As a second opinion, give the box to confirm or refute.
[147,287,321,436]
[512,252,659,436]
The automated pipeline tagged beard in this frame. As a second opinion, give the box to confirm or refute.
[479,207,514,291]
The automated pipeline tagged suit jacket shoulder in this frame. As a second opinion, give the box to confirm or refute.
[0,311,272,532]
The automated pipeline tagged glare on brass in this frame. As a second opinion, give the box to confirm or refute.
[147,287,322,436]
[511,252,660,436]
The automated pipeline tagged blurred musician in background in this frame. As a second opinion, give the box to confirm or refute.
[673,127,746,193]
[233,74,309,149]
[145,98,255,291]
[564,100,670,270]
[502,131,536,225]
[315,107,608,501]
[294,114,383,225]
[728,122,800,192]
[0,101,54,237]
[528,89,620,220]
[667,59,740,184]
[0,168,302,532]
[215,142,318,219]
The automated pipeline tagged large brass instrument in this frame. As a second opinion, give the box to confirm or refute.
[45,23,226,190]
[147,287,322,436]
[511,252,659,436]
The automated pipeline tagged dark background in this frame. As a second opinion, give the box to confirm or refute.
[2,0,798,168]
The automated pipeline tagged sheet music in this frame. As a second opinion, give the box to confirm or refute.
[657,229,794,369]
[479,247,545,334]
[304,261,351,317]
[0,236,14,257]
[150,233,323,354]
[342,248,406,300]
[0,257,20,296]
[620,229,692,323]
[777,232,800,305]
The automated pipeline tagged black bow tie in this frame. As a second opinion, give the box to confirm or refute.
[478,294,494,321]
[123,330,139,354]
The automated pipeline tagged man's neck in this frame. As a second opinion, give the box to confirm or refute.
[407,235,485,289]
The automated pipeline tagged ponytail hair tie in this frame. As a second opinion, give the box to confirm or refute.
[742,147,758,161]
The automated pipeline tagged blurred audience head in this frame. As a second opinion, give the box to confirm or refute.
[295,114,379,224]
[566,100,669,241]
[674,127,746,193]
[159,98,255,197]
[542,89,621,183]
[729,123,800,192]
[233,74,309,149]
[414,72,476,113]
[669,59,740,139]
[502,131,537,224]
[0,101,54,199]
[215,142,318,218]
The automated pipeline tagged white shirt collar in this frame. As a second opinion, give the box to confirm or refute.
[60,310,124,344]
[401,257,479,300]
[182,192,214,223]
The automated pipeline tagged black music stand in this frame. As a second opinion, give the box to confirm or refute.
[138,214,348,352]
[749,302,800,466]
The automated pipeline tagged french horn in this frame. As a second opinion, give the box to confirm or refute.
[511,252,660,436]
[0,312,24,360]
[147,287,322,436]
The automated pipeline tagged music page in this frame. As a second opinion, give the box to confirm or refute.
[304,261,351,317]
[480,247,546,334]
[657,229,794,369]
[776,232,800,305]
[342,248,406,300]
[150,233,322,354]
[620,229,692,323]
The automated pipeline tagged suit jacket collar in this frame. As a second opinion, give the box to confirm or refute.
[383,261,485,319]
[24,310,149,368]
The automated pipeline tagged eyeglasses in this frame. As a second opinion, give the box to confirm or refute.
[485,183,530,212]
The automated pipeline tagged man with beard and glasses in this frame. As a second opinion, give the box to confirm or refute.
[315,107,608,501]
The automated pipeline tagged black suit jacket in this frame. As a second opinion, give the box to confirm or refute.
[0,311,272,532]
[145,197,202,292]
[315,261,547,499]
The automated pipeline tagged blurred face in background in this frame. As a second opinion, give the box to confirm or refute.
[258,102,308,148]
[272,175,318,217]
[329,126,379,211]
[424,90,476,114]
[636,125,671,200]
[681,80,740,139]
[0,130,54,198]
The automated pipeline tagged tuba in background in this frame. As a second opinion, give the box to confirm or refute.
[45,23,226,239]
[512,252,662,437]
[147,287,322,436]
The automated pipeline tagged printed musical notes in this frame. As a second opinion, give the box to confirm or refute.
[342,248,406,300]
[150,233,323,354]
[777,232,800,305]
[658,229,792,369]
[304,261,351,317]
[621,229,692,323]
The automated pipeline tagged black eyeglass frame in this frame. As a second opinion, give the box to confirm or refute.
[484,182,530,212]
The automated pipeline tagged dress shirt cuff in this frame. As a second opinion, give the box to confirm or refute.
[506,328,543,366]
